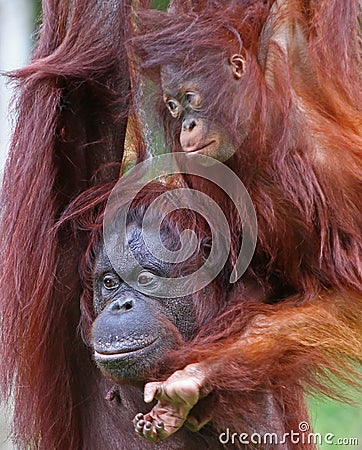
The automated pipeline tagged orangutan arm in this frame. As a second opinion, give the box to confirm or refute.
[134,291,362,441]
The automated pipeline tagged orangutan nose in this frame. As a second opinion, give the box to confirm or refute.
[182,118,197,132]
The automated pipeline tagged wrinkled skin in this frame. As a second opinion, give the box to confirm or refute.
[91,223,196,382]
[133,363,213,442]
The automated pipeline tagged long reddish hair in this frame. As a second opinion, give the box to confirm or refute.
[0,0,143,448]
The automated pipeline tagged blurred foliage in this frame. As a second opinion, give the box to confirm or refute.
[308,396,362,449]
[33,0,169,15]
[35,0,42,20]
[152,0,169,9]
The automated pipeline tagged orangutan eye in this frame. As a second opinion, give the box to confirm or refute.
[137,271,156,286]
[102,274,120,290]
[167,100,178,111]
[185,91,202,109]
[164,97,181,118]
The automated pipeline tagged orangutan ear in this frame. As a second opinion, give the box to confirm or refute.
[229,54,246,79]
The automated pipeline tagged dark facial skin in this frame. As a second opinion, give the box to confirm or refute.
[160,55,245,162]
[91,224,196,383]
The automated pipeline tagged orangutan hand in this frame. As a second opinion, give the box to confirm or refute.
[133,363,212,442]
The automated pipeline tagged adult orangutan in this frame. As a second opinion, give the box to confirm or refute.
[63,180,246,449]
[128,0,362,441]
